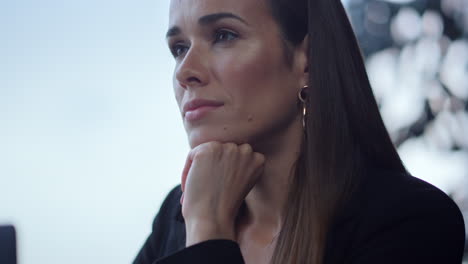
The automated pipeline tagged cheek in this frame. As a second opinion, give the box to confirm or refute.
[216,43,295,111]
[218,49,281,99]
[225,46,277,80]
[210,45,299,144]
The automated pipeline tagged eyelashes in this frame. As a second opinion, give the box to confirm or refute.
[213,29,238,43]
[170,43,189,58]
[169,28,239,58]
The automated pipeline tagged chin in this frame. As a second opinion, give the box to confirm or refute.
[187,126,250,149]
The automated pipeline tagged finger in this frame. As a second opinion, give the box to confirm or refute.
[180,192,184,205]
[253,152,266,166]
[239,143,253,154]
[181,153,193,192]
[181,143,206,192]
[247,152,265,182]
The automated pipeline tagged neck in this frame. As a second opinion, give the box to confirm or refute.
[242,115,303,232]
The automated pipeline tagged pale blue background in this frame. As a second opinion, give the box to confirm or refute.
[0,1,189,263]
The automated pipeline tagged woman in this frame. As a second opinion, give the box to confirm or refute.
[134,0,466,263]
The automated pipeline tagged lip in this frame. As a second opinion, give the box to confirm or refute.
[183,99,224,121]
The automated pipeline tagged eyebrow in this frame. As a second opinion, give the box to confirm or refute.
[166,12,248,38]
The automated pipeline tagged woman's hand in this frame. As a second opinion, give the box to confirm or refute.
[180,142,265,246]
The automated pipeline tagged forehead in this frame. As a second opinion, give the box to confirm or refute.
[169,0,270,27]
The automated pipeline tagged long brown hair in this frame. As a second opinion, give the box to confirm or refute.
[267,0,407,263]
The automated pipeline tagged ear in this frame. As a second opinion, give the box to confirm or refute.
[295,35,309,86]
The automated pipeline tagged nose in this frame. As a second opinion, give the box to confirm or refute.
[175,46,209,89]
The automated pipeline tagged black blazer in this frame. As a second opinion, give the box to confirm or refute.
[133,170,466,264]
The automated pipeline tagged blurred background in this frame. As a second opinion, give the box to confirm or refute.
[347,0,468,260]
[0,0,466,263]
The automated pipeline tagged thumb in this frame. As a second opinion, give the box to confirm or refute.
[180,154,193,193]
[181,145,201,192]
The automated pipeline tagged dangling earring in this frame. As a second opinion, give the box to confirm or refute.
[298,85,308,129]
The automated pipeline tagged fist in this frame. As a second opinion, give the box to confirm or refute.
[180,142,265,245]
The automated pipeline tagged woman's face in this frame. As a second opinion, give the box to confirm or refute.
[168,0,307,149]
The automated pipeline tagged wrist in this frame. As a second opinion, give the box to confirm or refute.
[185,219,236,247]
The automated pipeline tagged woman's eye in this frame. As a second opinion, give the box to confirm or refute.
[170,43,188,58]
[214,29,238,43]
